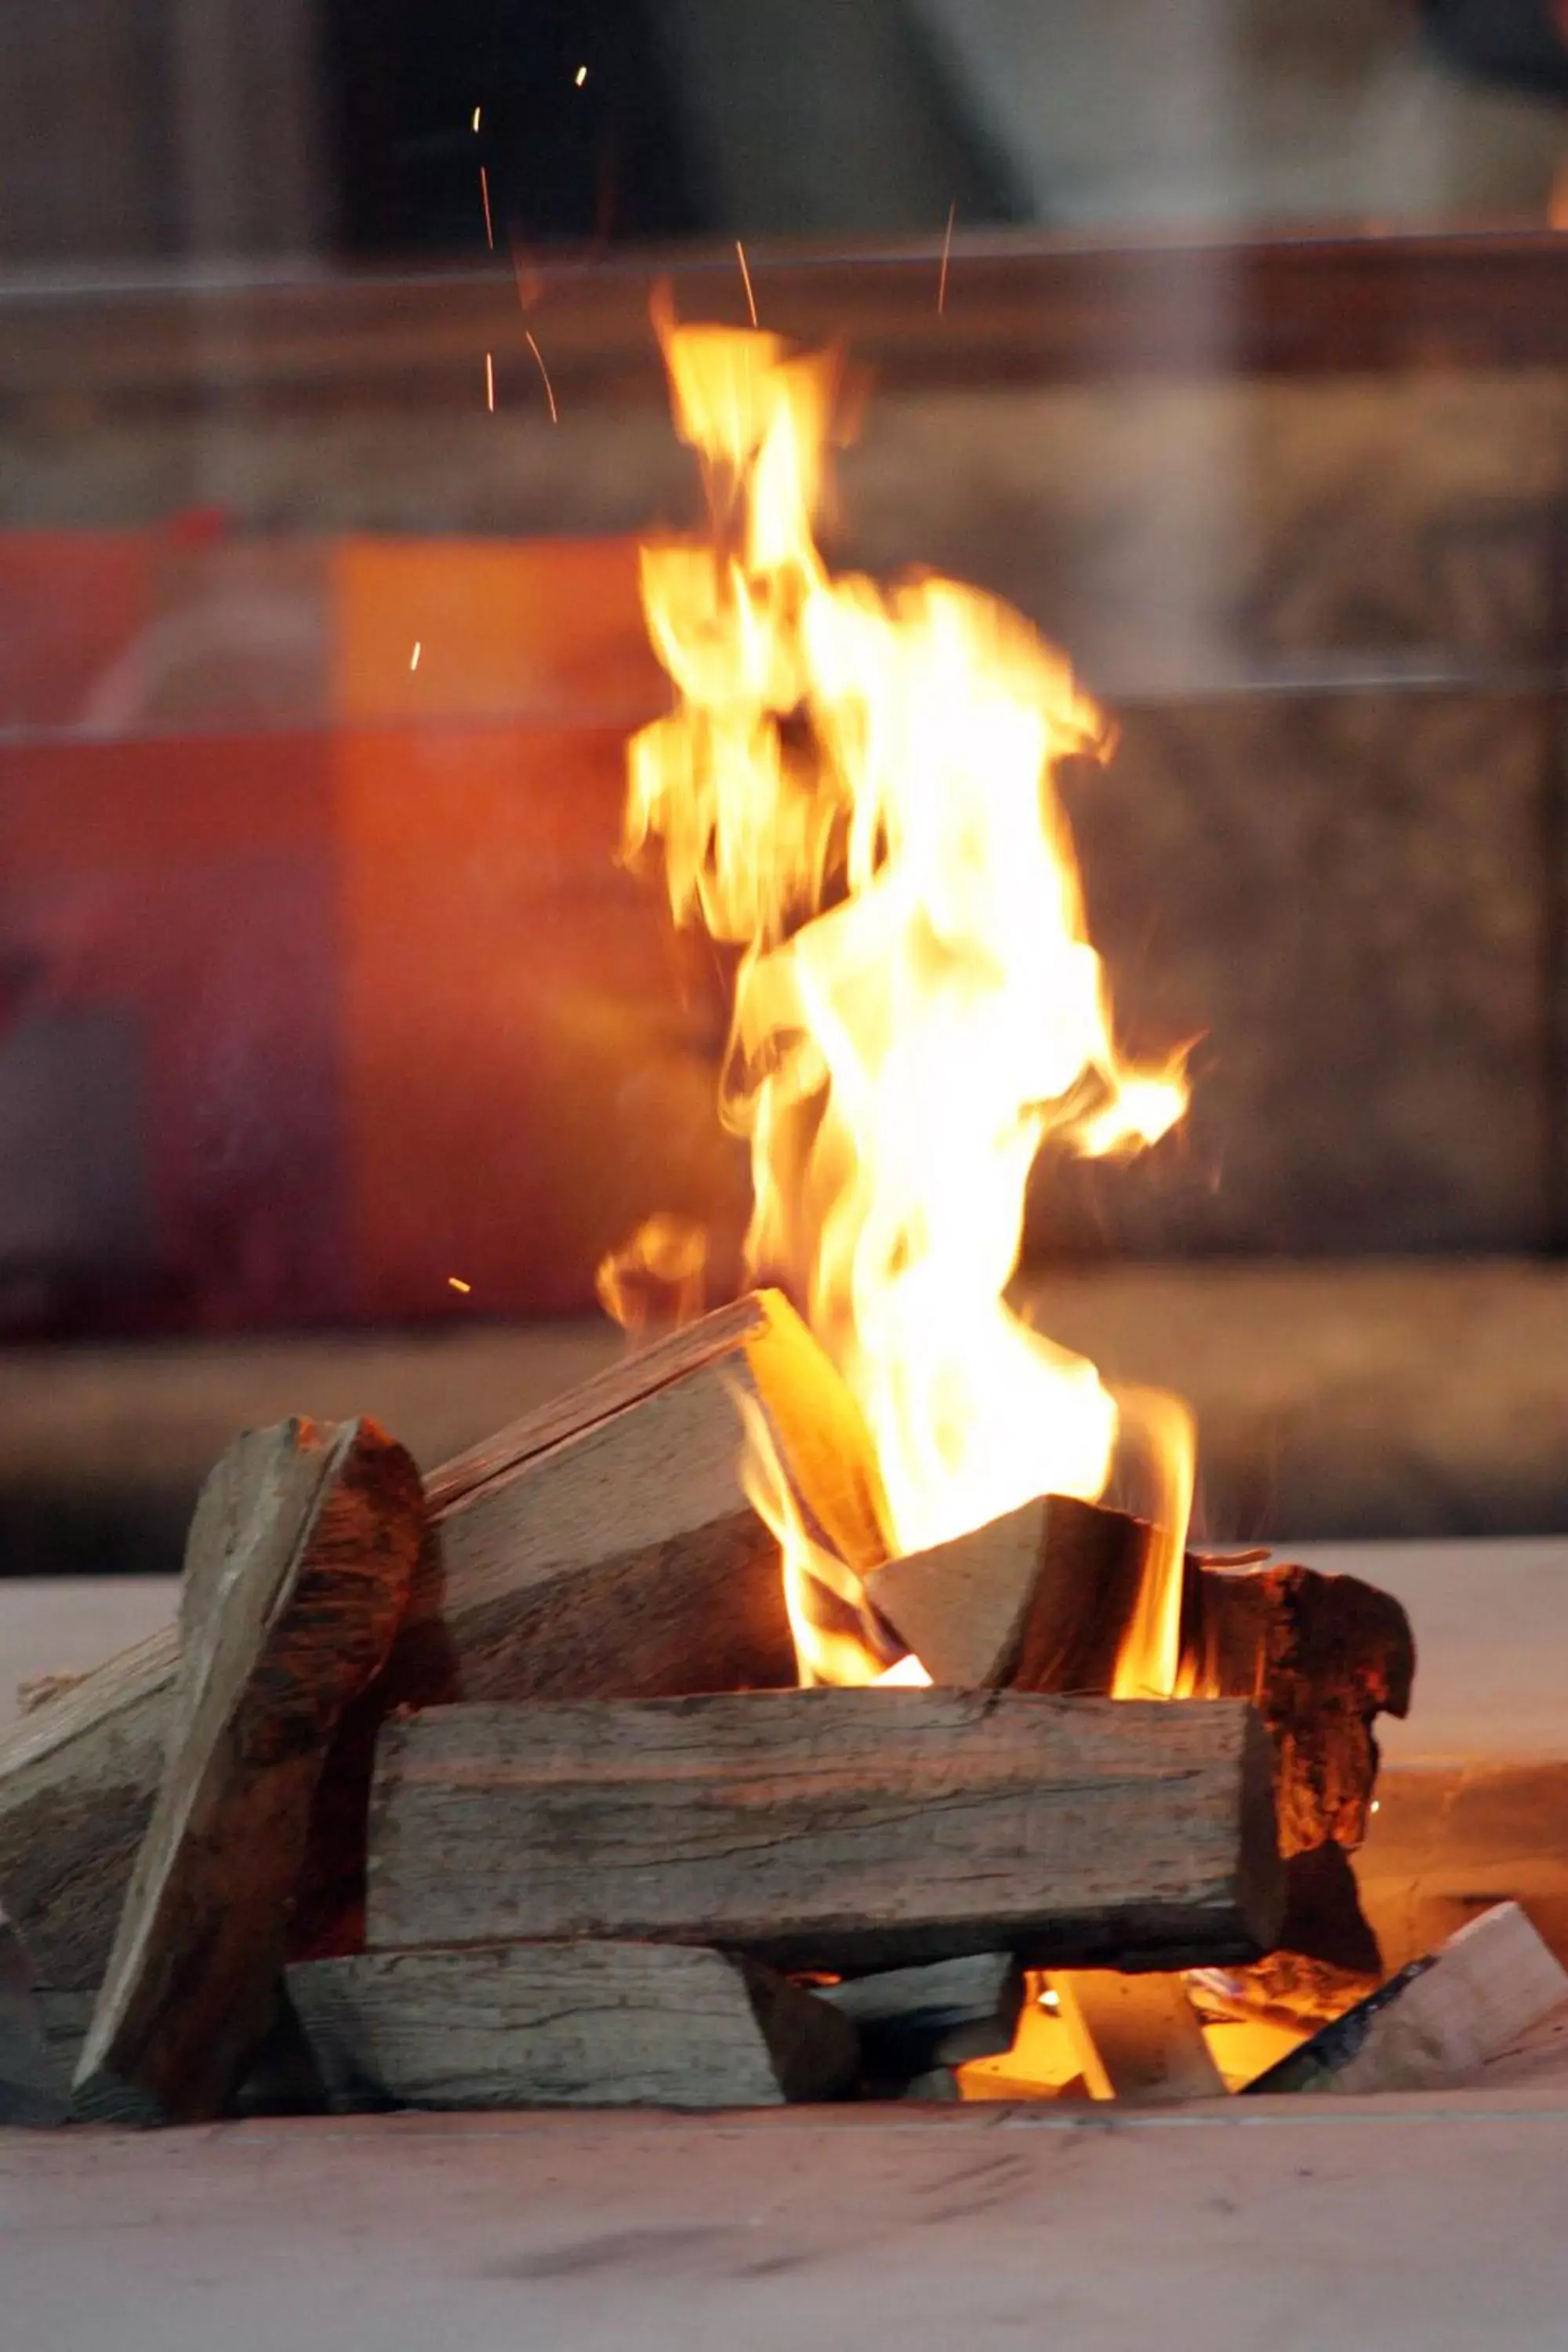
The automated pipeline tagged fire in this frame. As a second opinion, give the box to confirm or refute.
[595,1212,708,1341]
[618,308,1192,1690]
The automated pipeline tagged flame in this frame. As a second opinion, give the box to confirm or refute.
[1106,1385,1198,1701]
[596,1211,708,1341]
[626,310,1192,1687]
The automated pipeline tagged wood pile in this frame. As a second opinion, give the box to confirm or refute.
[0,1292,1431,2124]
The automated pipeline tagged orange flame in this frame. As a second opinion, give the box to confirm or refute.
[596,1211,708,1341]
[626,310,1192,1689]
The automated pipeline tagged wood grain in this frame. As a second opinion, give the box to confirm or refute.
[343,1286,883,1715]
[0,1626,179,1989]
[366,1690,1284,1973]
[286,1939,859,2111]
[74,1416,423,2121]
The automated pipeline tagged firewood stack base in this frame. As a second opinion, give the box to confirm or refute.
[0,1296,1435,2122]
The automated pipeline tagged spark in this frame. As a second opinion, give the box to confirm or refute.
[524,328,558,423]
[409,640,422,671]
[472,105,481,132]
[480,164,494,250]
[485,350,495,411]
[448,1276,473,1294]
[1039,1988,1060,2011]
[735,238,758,328]
[938,201,955,314]
[1370,1799,1381,1813]
[575,64,587,86]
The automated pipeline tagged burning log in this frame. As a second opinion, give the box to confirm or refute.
[1050,1970,1225,2103]
[407,1287,884,1710]
[74,1417,423,2122]
[286,1941,859,2111]
[867,1501,1411,1870]
[1182,1559,1414,1856]
[0,1291,887,1984]
[817,1951,1026,2079]
[1246,1903,1568,2096]
[866,1496,1149,1693]
[365,1690,1285,1973]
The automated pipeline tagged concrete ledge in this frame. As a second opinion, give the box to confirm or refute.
[6,2096,1568,2350]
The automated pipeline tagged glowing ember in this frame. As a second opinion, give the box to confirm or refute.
[938,202,956,314]
[524,329,559,424]
[735,241,759,328]
[615,309,1192,1690]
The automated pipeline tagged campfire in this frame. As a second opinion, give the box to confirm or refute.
[2,311,1566,2125]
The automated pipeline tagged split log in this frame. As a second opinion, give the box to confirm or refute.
[866,1496,1149,1692]
[405,1287,884,1711]
[1246,1902,1568,2095]
[74,1416,423,2122]
[868,1502,1410,1874]
[866,1506,1411,1860]
[1181,1560,1414,1856]
[818,1951,1025,2078]
[1050,1970,1225,2103]
[0,1290,885,1984]
[365,1690,1285,1973]
[286,1940,859,2111]
[0,1627,177,1989]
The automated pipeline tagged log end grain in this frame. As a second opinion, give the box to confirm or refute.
[866,1504,1047,1688]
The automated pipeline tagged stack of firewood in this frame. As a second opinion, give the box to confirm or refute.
[0,1291,1422,2124]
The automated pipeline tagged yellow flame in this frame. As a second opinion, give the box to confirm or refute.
[628,310,1192,1686]
[596,1211,708,1341]
[1105,1385,1197,1700]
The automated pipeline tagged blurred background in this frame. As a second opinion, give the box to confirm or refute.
[4,0,1568,1580]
